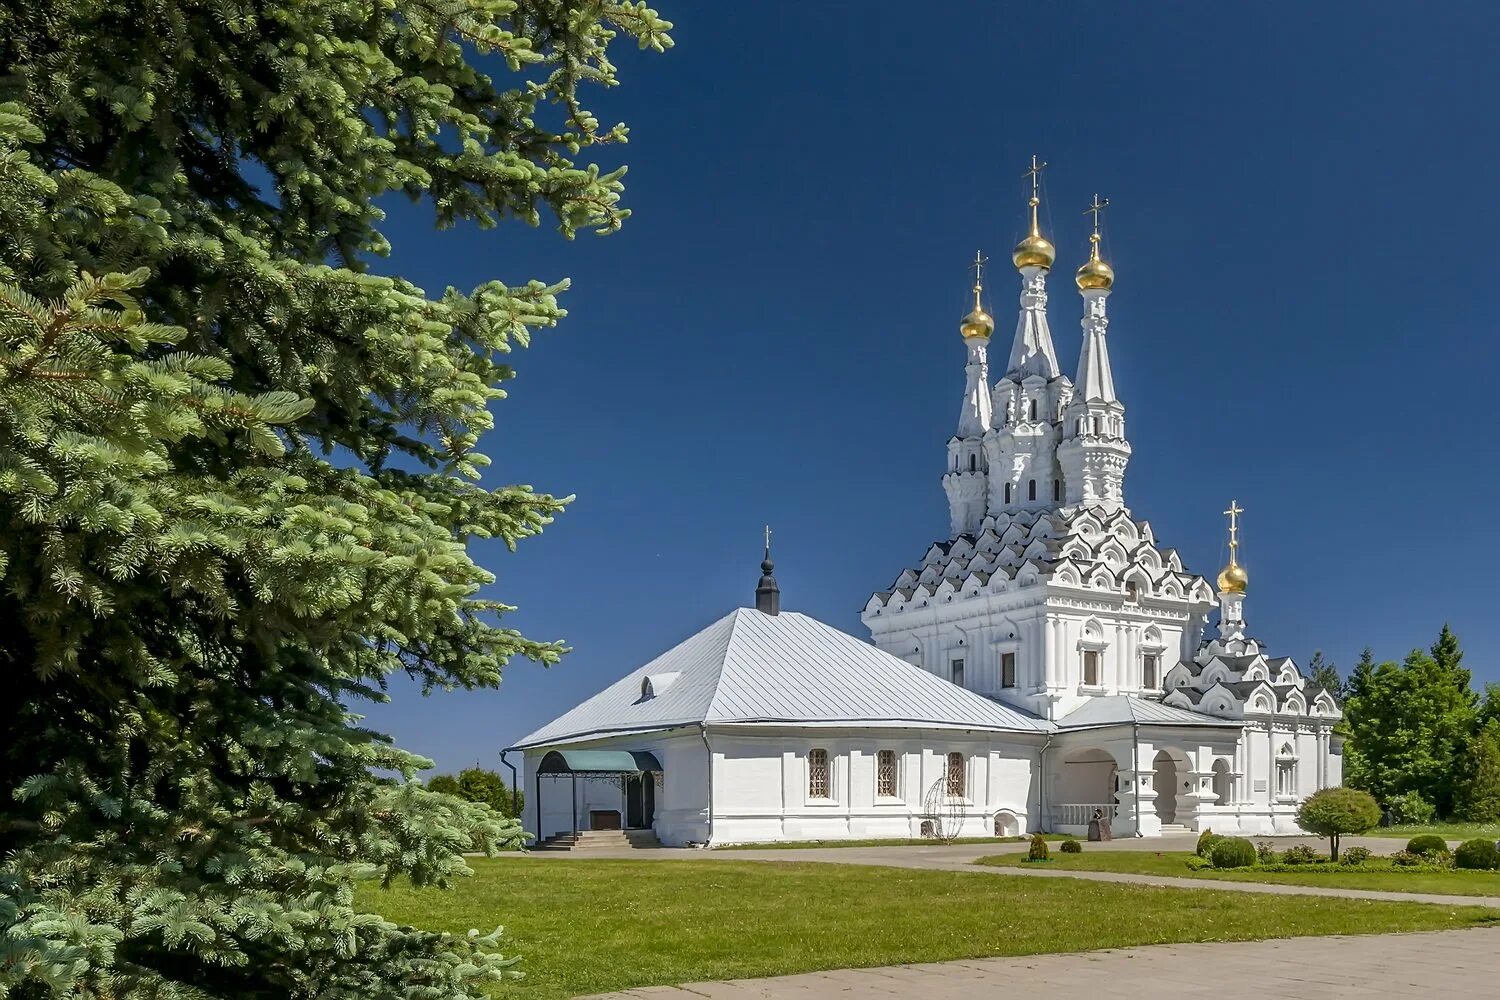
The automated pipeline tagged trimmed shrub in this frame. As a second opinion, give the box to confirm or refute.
[1184,855,1212,871]
[1255,841,1278,865]
[1389,849,1423,867]
[1280,844,1322,865]
[1406,834,1450,859]
[1027,833,1050,861]
[1060,839,1082,854]
[1340,846,1373,866]
[1208,836,1259,869]
[1388,791,1437,826]
[1195,829,1222,858]
[1454,838,1500,871]
[1296,786,1381,861]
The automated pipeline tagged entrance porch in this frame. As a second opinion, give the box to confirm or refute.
[533,749,663,847]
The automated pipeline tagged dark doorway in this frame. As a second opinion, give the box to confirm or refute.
[625,773,656,829]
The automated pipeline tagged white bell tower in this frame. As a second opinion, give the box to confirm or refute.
[1059,194,1131,510]
[943,252,995,536]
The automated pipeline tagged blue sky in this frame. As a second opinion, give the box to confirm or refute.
[364,1,1500,775]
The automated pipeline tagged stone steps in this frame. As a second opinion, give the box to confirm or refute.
[533,829,661,851]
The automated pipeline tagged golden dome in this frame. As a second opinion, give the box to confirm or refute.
[1217,561,1248,595]
[1013,194,1055,270]
[1075,255,1114,290]
[960,306,994,340]
[1013,232,1056,270]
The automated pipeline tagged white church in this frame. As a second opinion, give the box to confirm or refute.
[513,163,1342,846]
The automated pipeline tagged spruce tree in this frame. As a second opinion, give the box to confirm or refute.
[1306,650,1341,699]
[0,3,672,997]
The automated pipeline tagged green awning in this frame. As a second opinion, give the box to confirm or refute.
[536,749,662,774]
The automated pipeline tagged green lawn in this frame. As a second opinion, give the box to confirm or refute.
[978,850,1500,897]
[360,858,1498,1000]
[1362,822,1500,841]
[715,834,1064,850]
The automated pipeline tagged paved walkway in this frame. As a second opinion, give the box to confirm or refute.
[581,926,1500,999]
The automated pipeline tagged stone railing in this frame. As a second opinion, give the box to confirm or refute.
[1052,802,1117,828]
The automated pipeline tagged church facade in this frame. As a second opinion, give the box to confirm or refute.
[513,165,1342,846]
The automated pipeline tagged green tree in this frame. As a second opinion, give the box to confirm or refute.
[0,3,671,998]
[429,767,523,818]
[1295,787,1381,861]
[1459,720,1500,823]
[1306,649,1342,699]
[1342,632,1478,816]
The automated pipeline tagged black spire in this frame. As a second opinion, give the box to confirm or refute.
[755,525,780,615]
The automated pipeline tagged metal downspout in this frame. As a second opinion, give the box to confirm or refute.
[699,723,714,847]
[1037,731,1054,832]
[1133,721,1143,837]
[498,748,521,819]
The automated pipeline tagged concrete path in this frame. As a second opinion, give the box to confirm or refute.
[580,926,1500,999]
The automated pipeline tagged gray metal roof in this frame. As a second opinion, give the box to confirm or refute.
[514,608,1051,748]
[1057,695,1240,730]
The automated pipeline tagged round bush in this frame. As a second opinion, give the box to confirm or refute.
[1454,838,1500,871]
[1195,830,1222,858]
[1406,834,1450,858]
[1027,833,1050,862]
[1208,836,1259,869]
[1060,839,1082,854]
[1340,846,1373,866]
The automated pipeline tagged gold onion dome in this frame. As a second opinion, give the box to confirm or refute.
[1076,237,1114,290]
[1217,561,1248,595]
[960,305,994,340]
[1012,199,1056,270]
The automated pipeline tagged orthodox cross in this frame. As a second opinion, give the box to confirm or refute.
[971,249,987,293]
[1083,193,1109,237]
[1223,500,1244,556]
[1023,154,1047,201]
[763,524,772,556]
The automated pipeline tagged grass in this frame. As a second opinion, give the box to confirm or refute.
[977,850,1500,897]
[360,857,1498,1000]
[715,834,1065,850]
[1362,822,1500,841]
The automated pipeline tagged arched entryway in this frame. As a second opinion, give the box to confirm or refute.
[1211,758,1232,804]
[993,811,1021,837]
[1153,749,1183,825]
[1053,747,1119,831]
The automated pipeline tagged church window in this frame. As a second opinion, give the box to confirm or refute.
[1004,483,1012,504]
[1125,581,1139,603]
[1001,652,1017,688]
[1053,478,1061,501]
[968,453,977,471]
[1028,399,1037,421]
[877,750,898,797]
[1143,653,1160,689]
[808,749,830,799]
[950,657,965,688]
[945,752,966,797]
[1091,417,1100,435]
[1028,479,1036,501]
[1083,650,1101,687]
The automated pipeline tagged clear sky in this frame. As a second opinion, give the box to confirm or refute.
[363,1,1500,776]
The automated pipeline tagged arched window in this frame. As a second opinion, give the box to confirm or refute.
[1091,416,1100,435]
[1125,581,1139,603]
[1028,479,1036,501]
[1083,650,1101,686]
[1053,478,1061,501]
[968,453,976,471]
[1028,399,1037,421]
[1275,744,1297,798]
[1004,483,1012,504]
[945,752,966,797]
[876,750,898,797]
[1142,653,1160,689]
[808,749,830,798]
